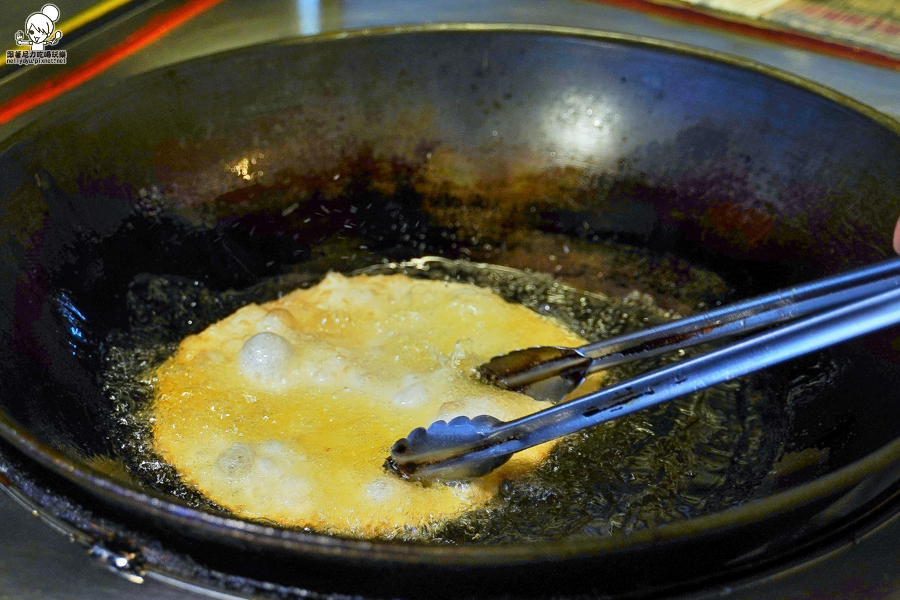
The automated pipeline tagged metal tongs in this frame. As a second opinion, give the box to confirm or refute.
[387,257,900,481]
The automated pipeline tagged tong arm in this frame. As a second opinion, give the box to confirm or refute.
[392,270,900,480]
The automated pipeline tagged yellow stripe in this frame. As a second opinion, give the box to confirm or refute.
[3,0,137,69]
[56,0,137,33]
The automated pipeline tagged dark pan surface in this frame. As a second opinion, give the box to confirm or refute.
[1,24,900,598]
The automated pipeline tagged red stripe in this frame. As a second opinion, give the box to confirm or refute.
[0,0,226,125]
[590,0,900,71]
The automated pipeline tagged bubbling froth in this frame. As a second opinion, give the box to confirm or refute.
[239,332,294,387]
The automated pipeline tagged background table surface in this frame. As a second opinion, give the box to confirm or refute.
[0,1,899,598]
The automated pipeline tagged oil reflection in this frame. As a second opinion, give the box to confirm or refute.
[544,89,620,166]
[298,0,322,35]
[229,153,266,181]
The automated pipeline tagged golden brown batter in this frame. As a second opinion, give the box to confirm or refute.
[152,273,586,537]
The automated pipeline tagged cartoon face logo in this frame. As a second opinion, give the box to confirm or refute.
[15,4,63,51]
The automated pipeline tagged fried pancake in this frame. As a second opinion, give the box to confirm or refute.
[152,273,587,537]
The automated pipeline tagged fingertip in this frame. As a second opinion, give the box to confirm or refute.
[893,216,900,255]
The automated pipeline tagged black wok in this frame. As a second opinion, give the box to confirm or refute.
[1,24,900,599]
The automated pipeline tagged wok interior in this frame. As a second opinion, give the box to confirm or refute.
[1,27,900,596]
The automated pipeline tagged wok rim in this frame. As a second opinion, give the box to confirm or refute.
[1,22,900,566]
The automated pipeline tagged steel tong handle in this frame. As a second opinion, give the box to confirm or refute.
[391,261,900,481]
[481,258,900,401]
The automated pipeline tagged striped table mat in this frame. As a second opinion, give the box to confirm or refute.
[594,0,900,69]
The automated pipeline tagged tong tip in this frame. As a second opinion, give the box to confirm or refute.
[386,415,509,481]
[478,346,591,401]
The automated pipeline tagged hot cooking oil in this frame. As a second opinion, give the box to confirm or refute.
[101,256,788,542]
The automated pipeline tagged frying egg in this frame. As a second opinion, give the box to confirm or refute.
[152,273,587,537]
